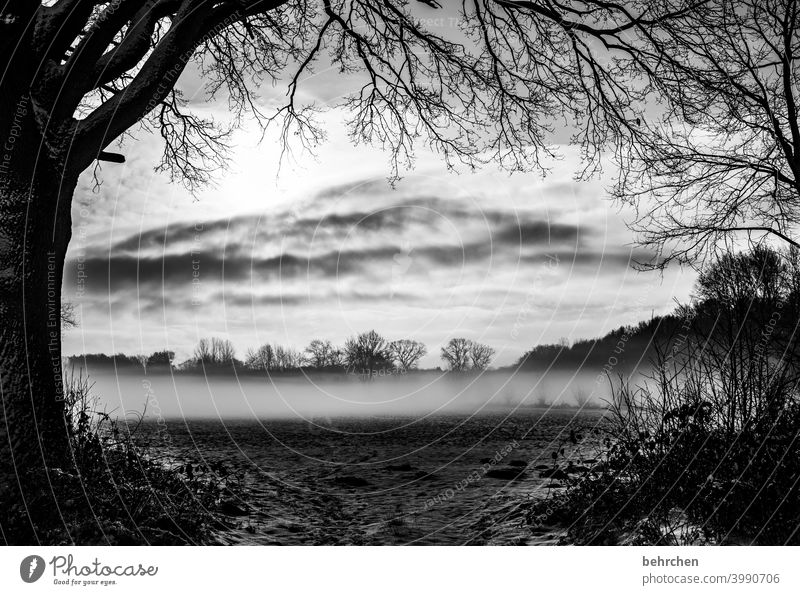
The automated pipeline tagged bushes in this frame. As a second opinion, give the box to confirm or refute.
[530,382,800,544]
[18,371,241,545]
[531,246,800,545]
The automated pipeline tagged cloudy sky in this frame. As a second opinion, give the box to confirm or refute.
[62,38,695,368]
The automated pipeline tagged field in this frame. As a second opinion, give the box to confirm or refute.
[134,410,608,545]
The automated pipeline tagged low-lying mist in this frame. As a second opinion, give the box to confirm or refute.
[79,368,621,421]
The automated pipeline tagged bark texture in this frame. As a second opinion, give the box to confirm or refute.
[0,93,74,542]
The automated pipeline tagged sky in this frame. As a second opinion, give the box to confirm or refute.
[61,24,696,368]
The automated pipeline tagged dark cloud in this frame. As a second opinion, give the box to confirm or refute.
[100,189,590,264]
[525,248,660,268]
[313,178,389,199]
[66,180,608,316]
[492,221,583,246]
[292,209,412,233]
[64,241,496,296]
[109,215,263,255]
[210,293,309,307]
[219,289,418,308]
[411,242,491,266]
[66,250,354,294]
[66,226,603,301]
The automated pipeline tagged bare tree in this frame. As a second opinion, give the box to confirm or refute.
[388,339,427,372]
[273,345,301,371]
[303,339,337,368]
[440,338,473,372]
[193,337,235,365]
[193,338,213,363]
[60,301,79,329]
[211,337,236,363]
[344,330,392,372]
[610,0,800,265]
[244,348,258,369]
[469,341,496,370]
[245,343,276,370]
[694,245,788,307]
[244,342,300,370]
[441,338,495,371]
[328,347,345,368]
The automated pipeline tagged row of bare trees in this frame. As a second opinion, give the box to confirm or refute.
[243,343,303,371]
[185,331,495,373]
[340,331,433,374]
[191,337,236,366]
[68,333,498,374]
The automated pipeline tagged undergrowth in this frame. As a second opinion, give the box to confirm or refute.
[19,370,244,545]
[529,248,800,545]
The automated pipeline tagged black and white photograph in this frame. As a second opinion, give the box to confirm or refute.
[1,0,800,591]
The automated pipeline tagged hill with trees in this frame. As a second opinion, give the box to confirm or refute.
[512,316,686,375]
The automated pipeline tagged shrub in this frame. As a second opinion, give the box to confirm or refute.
[530,247,800,545]
[17,371,242,545]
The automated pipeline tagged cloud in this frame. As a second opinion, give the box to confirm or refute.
[541,248,662,268]
[66,185,595,300]
[65,241,487,296]
[219,288,419,308]
[64,204,626,319]
[493,220,584,246]
[66,249,356,295]
[64,239,642,301]
[115,197,563,251]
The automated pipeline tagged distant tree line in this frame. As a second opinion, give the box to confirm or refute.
[514,319,686,373]
[66,331,497,375]
[513,245,800,379]
[66,350,176,371]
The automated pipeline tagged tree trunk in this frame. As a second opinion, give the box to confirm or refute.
[0,141,76,543]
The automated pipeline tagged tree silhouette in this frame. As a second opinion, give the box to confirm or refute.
[344,330,392,373]
[441,338,495,371]
[192,337,236,365]
[440,338,473,372]
[388,339,427,372]
[469,342,496,370]
[273,345,301,371]
[245,343,276,370]
[612,0,800,265]
[146,350,175,368]
[60,301,79,329]
[303,339,338,368]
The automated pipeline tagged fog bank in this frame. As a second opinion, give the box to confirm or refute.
[75,368,625,420]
